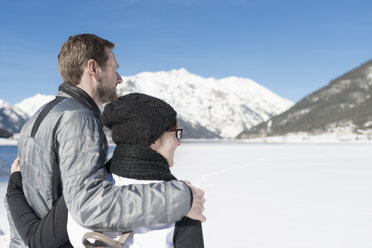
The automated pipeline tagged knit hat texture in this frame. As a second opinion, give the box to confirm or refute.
[102,93,177,147]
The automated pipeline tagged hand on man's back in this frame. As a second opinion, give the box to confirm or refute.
[11,157,20,174]
[184,181,206,222]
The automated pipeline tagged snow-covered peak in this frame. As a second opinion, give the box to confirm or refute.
[1,94,54,134]
[0,99,28,133]
[1,69,293,138]
[169,67,189,75]
[118,68,293,138]
[15,93,54,117]
[0,99,11,108]
[0,99,28,121]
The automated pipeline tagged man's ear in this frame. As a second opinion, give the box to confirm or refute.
[87,59,97,76]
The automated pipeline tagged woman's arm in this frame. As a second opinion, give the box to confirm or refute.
[174,217,204,248]
[6,172,72,248]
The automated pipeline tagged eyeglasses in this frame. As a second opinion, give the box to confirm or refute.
[169,128,183,140]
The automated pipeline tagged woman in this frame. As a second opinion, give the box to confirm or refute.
[7,93,204,248]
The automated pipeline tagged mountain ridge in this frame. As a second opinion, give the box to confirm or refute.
[1,68,293,138]
[15,94,55,117]
[0,99,28,134]
[237,59,372,138]
[117,68,293,138]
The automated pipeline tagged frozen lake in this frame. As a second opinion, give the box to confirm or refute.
[1,142,372,247]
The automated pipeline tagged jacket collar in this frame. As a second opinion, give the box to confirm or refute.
[58,82,101,118]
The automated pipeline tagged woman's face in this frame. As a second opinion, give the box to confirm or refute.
[151,129,180,167]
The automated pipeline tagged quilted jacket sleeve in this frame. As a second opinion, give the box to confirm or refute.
[57,112,191,232]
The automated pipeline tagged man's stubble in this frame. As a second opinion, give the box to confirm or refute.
[96,76,117,104]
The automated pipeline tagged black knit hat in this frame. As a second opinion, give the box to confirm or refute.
[102,93,177,147]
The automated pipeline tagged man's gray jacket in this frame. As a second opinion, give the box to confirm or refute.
[7,83,191,247]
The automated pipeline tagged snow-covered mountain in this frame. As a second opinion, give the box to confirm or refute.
[238,60,372,139]
[117,68,293,138]
[0,99,28,134]
[0,69,293,138]
[15,94,54,117]
[0,94,54,135]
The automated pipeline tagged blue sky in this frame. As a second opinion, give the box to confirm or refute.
[1,0,372,104]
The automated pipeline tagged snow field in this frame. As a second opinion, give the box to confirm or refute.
[172,143,372,248]
[0,142,371,247]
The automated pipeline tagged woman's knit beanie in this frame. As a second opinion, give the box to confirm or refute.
[101,93,177,147]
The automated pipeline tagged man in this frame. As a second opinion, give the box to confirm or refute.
[7,34,205,247]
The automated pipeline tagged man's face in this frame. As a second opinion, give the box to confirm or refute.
[96,49,122,104]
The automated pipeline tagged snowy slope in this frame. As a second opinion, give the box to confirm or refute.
[15,93,54,117]
[117,68,293,138]
[0,99,28,133]
[1,142,372,247]
[239,60,372,139]
[0,94,53,134]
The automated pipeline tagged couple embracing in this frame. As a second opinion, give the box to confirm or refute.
[6,34,205,248]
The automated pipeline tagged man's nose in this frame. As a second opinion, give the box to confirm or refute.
[117,72,123,84]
